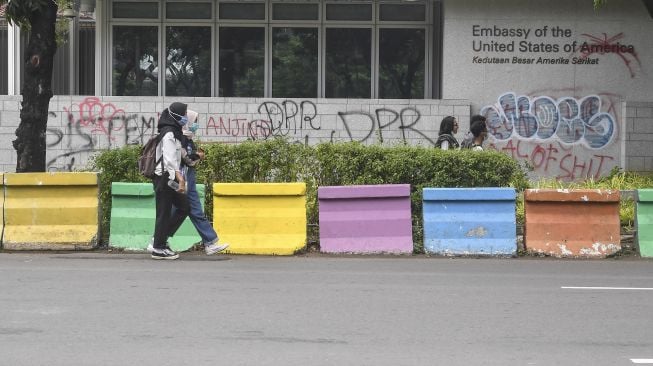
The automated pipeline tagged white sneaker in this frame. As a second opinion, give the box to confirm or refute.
[151,248,179,260]
[147,237,170,253]
[205,239,229,255]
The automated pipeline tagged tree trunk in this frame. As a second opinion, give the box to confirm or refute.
[12,3,58,172]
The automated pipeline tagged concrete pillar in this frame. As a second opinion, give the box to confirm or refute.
[8,22,21,95]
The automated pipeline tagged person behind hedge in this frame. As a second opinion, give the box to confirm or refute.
[434,116,459,150]
[466,119,488,151]
[150,102,190,260]
[460,114,487,149]
[176,110,229,256]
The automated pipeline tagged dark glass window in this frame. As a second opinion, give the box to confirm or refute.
[379,28,425,99]
[272,28,318,98]
[272,3,319,20]
[112,26,159,96]
[166,26,212,96]
[325,4,372,21]
[219,3,265,20]
[112,2,158,18]
[379,4,425,21]
[166,2,212,19]
[219,27,265,97]
[325,28,371,98]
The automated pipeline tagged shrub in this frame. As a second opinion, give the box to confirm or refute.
[89,139,524,251]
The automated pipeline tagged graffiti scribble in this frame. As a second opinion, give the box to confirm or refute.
[578,33,640,77]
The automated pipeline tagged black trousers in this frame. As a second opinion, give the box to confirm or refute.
[152,173,189,249]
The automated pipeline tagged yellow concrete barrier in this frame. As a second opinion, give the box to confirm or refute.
[213,183,307,255]
[3,172,99,250]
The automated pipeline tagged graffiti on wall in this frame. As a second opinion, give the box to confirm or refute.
[204,100,436,145]
[578,33,641,78]
[46,97,157,171]
[46,98,441,171]
[481,91,620,180]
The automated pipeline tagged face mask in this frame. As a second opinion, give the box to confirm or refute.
[169,109,187,126]
[189,122,199,133]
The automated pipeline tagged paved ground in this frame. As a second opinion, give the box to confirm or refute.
[1,251,652,366]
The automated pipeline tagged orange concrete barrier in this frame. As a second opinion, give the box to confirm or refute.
[524,189,621,257]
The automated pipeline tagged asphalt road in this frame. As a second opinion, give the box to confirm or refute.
[1,252,652,366]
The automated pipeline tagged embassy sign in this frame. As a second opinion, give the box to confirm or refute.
[470,24,636,67]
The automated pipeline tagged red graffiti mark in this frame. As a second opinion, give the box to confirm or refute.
[490,140,616,181]
[205,116,273,139]
[558,153,613,180]
[579,33,640,78]
[65,97,126,138]
[207,116,246,137]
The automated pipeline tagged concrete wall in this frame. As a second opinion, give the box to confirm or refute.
[442,0,653,179]
[0,0,650,178]
[0,96,469,173]
[625,101,653,172]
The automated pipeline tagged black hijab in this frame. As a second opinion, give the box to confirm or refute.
[157,102,187,141]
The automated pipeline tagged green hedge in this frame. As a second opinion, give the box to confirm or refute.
[89,138,525,253]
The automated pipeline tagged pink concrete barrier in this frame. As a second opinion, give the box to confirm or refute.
[318,184,413,254]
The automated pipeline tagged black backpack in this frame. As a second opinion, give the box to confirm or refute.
[138,134,162,179]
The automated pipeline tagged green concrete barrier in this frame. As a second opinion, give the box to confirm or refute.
[637,189,653,257]
[109,182,205,252]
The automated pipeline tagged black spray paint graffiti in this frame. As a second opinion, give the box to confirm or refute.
[46,97,158,171]
[233,100,436,145]
[337,108,436,145]
[48,98,443,171]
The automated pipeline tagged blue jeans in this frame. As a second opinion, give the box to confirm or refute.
[174,167,218,244]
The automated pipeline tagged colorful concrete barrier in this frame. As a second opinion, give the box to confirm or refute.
[636,189,653,257]
[423,188,517,255]
[3,172,99,250]
[318,184,413,254]
[213,183,307,255]
[109,182,205,252]
[524,189,621,257]
[0,173,4,244]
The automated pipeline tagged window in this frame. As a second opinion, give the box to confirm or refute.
[272,3,319,21]
[112,2,158,18]
[219,2,266,20]
[378,28,425,99]
[107,0,437,98]
[166,2,212,19]
[219,27,265,97]
[379,3,425,22]
[112,26,159,96]
[325,3,372,21]
[325,28,371,98]
[272,27,318,98]
[165,26,212,96]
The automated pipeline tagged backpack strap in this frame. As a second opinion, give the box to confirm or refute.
[155,126,177,176]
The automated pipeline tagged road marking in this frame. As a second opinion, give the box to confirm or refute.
[631,359,653,364]
[561,286,653,291]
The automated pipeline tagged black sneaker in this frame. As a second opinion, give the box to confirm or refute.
[151,248,179,260]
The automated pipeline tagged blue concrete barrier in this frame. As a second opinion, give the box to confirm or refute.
[423,187,517,255]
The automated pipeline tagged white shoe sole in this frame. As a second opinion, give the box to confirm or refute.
[205,243,229,255]
[151,253,179,260]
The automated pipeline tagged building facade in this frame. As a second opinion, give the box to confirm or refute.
[1,0,652,179]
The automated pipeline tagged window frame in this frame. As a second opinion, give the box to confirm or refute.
[322,24,374,99]
[163,23,215,97]
[105,0,437,99]
[269,25,321,98]
[217,24,268,97]
[375,24,430,99]
[109,23,162,96]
